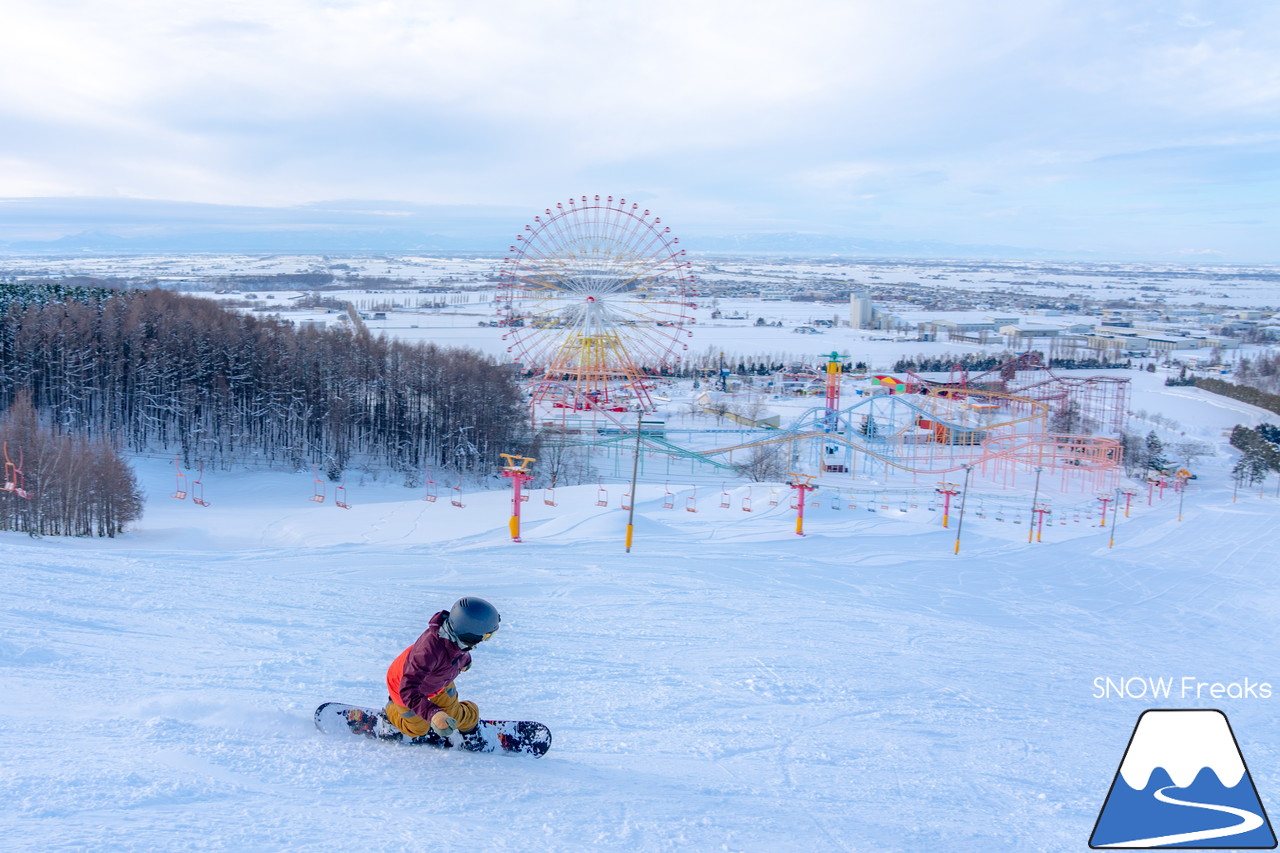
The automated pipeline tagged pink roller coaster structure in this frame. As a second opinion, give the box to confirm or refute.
[699,353,1129,493]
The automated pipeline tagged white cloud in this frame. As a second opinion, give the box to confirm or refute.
[0,0,1277,259]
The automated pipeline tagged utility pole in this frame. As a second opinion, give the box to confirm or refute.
[625,413,643,552]
[1107,488,1122,548]
[1027,466,1043,544]
[953,465,973,555]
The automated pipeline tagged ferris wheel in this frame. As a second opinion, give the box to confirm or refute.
[500,195,694,412]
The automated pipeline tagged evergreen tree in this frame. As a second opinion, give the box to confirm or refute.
[1233,445,1272,487]
[1118,430,1146,475]
[1048,399,1084,434]
[1144,431,1169,472]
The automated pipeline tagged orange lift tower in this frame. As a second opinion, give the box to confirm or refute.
[501,454,535,543]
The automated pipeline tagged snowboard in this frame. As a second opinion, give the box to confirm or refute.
[314,702,552,758]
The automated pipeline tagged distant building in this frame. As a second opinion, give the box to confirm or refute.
[849,293,875,329]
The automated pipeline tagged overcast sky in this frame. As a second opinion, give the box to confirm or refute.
[2,0,1278,260]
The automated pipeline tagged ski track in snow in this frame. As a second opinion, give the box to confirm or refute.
[3,376,1280,852]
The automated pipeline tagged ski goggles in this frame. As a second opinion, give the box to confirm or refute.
[457,627,497,646]
[442,620,497,647]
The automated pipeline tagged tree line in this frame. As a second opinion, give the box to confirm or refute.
[0,391,142,537]
[0,286,528,485]
[1229,424,1280,487]
[1193,377,1280,417]
[892,351,1123,373]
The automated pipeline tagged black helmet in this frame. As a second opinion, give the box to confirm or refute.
[444,597,501,647]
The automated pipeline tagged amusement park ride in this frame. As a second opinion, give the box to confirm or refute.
[499,195,694,419]
[493,197,1130,495]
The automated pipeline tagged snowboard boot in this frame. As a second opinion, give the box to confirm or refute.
[371,713,406,741]
[408,729,450,747]
[458,724,487,752]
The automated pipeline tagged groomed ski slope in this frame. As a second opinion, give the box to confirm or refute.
[3,377,1279,852]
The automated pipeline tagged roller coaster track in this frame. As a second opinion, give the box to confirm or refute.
[530,380,1120,480]
[695,388,1118,478]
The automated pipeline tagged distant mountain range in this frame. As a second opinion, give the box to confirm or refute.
[0,196,1157,261]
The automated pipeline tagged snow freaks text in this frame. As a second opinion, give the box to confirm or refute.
[1093,677,1273,700]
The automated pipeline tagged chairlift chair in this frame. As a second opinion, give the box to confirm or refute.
[172,455,188,500]
[2,442,30,499]
[191,462,210,507]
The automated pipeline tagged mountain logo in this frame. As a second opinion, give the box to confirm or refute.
[1090,709,1276,848]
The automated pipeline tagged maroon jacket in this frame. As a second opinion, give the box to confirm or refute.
[386,610,473,720]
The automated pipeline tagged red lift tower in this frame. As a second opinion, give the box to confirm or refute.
[787,473,818,536]
[501,454,536,543]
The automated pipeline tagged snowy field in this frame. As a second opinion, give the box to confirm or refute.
[3,375,1280,852]
[4,252,1279,310]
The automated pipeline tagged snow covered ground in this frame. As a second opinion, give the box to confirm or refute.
[3,374,1279,852]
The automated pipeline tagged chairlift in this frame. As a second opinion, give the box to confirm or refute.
[191,461,210,507]
[423,466,438,502]
[662,485,674,509]
[686,487,698,513]
[2,442,30,499]
[543,487,558,507]
[310,464,325,503]
[596,486,609,507]
[451,479,465,508]
[621,491,632,511]
[172,455,188,501]
[831,493,842,510]
[335,476,351,509]
[741,489,753,512]
[768,490,780,507]
[719,485,730,509]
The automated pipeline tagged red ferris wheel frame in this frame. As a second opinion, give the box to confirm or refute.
[499,195,695,412]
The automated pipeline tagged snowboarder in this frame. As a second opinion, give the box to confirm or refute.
[378,597,501,747]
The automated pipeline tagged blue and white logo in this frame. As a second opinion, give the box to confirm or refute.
[1091,710,1276,848]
